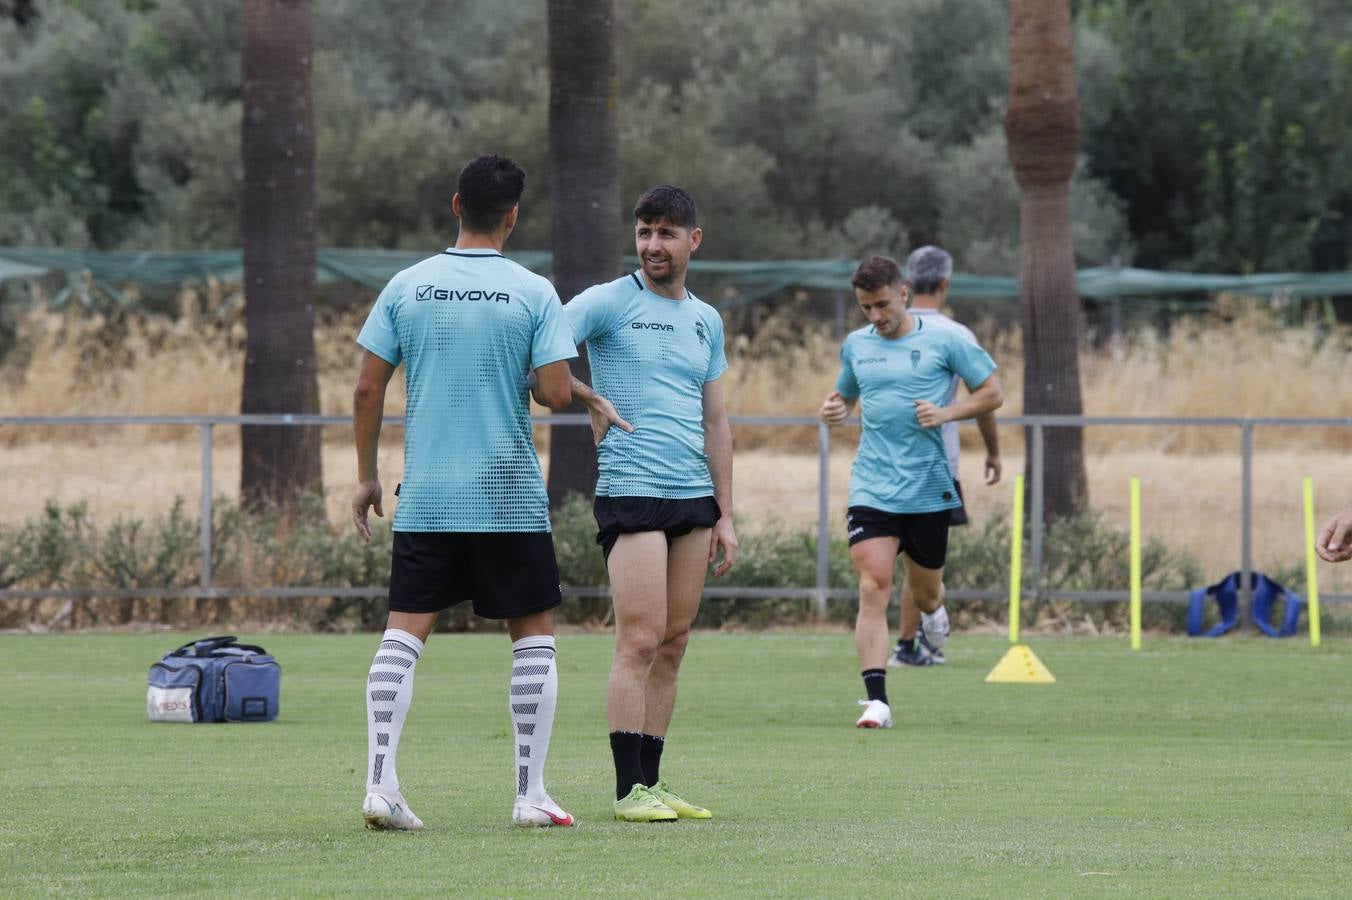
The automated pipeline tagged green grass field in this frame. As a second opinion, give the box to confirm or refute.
[2,632,1349,897]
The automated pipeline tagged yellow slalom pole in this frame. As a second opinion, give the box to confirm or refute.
[1010,474,1024,645]
[1130,477,1142,650]
[1303,477,1322,648]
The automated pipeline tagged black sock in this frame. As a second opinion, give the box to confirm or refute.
[862,669,888,705]
[610,731,645,801]
[899,635,917,651]
[640,733,665,787]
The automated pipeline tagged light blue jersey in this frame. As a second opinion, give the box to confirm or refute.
[564,271,728,498]
[357,248,577,532]
[909,308,980,478]
[836,317,996,514]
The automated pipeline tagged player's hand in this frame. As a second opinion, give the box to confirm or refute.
[819,390,849,426]
[913,400,948,428]
[1316,503,1352,563]
[709,515,738,577]
[351,480,383,543]
[985,454,1002,485]
[586,394,634,446]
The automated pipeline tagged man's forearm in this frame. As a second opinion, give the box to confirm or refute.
[570,374,599,406]
[353,396,384,482]
[946,384,1003,423]
[706,417,734,516]
[976,411,1000,456]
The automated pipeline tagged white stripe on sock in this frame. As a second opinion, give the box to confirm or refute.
[509,634,556,802]
[366,628,423,795]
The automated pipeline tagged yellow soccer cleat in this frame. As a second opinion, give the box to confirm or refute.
[613,784,678,822]
[648,780,712,819]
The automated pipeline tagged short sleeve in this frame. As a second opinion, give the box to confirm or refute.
[946,331,997,389]
[835,337,860,398]
[704,311,728,382]
[562,284,619,345]
[531,286,579,369]
[356,272,406,366]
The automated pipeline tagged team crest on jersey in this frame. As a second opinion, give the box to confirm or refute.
[910,350,921,369]
[695,320,708,348]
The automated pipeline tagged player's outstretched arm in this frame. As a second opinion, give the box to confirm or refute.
[1316,501,1352,563]
[819,390,857,427]
[703,379,738,577]
[568,375,634,445]
[352,351,397,542]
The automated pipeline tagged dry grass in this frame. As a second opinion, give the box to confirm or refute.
[4,303,1352,590]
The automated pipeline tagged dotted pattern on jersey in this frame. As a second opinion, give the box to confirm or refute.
[383,255,554,532]
[841,323,994,514]
[583,276,722,498]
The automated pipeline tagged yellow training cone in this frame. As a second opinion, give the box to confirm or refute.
[985,644,1055,684]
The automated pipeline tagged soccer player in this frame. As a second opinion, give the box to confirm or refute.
[888,246,1002,668]
[350,155,613,830]
[819,255,1003,729]
[563,185,738,822]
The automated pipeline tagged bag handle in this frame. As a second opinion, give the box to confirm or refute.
[169,635,238,657]
[167,636,268,657]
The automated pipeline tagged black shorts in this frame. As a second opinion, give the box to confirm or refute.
[949,479,968,527]
[593,495,721,560]
[388,531,562,619]
[846,506,950,570]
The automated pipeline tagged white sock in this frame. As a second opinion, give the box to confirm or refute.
[366,628,423,796]
[509,634,558,802]
[922,605,950,649]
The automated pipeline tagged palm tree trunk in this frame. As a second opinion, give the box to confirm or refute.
[1005,0,1088,522]
[239,0,322,509]
[545,0,621,509]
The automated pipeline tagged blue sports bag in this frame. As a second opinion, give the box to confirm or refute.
[147,635,281,723]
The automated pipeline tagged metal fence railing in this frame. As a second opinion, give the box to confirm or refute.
[3,413,1351,621]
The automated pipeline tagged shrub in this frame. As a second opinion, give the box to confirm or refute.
[0,496,1322,636]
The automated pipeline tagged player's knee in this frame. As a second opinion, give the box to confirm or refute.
[858,571,892,599]
[912,584,943,613]
[616,628,663,665]
[658,627,690,661]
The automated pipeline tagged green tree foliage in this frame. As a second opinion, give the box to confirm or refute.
[5,0,1344,276]
[1084,0,1352,271]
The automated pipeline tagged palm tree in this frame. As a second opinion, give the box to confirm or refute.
[545,0,622,508]
[1004,0,1087,521]
[239,0,322,509]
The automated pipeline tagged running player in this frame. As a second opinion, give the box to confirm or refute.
[563,185,737,821]
[819,255,1003,728]
[350,154,590,829]
[889,245,1002,667]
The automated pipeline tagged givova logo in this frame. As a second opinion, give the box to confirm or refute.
[415,284,511,303]
[631,321,674,332]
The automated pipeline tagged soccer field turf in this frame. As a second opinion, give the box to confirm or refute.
[2,632,1349,897]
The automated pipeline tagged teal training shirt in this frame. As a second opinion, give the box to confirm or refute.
[564,270,728,498]
[836,317,997,514]
[356,248,577,532]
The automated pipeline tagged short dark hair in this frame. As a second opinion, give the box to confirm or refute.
[457,155,525,233]
[851,255,905,292]
[633,184,698,229]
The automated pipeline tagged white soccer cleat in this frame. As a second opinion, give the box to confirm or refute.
[512,793,575,828]
[855,699,893,729]
[363,792,425,831]
[921,605,951,651]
